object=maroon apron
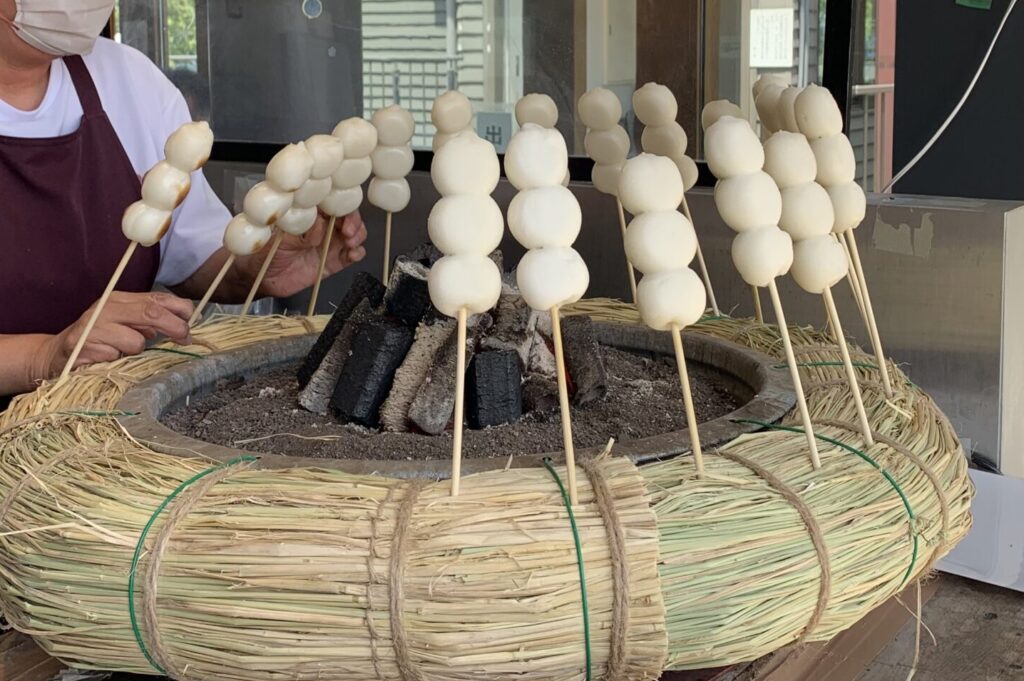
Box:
[0,55,160,335]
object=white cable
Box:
[883,0,1017,193]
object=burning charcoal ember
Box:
[383,256,433,328]
[379,320,455,432]
[330,319,414,428]
[527,330,556,377]
[467,350,523,428]
[297,272,385,388]
[408,314,491,435]
[298,300,376,414]
[522,375,559,413]
[561,315,608,406]
[479,294,536,367]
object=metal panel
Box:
[1001,206,1024,478]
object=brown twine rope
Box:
[715,450,831,645]
[366,484,399,681]
[389,480,428,681]
[140,459,253,681]
[816,418,951,573]
[579,458,630,680]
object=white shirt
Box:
[0,38,227,287]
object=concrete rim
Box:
[116,322,796,478]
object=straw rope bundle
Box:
[0,304,972,679]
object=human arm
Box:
[0,292,194,396]
[171,210,368,302]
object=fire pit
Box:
[117,319,794,477]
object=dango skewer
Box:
[58,121,214,383]
[426,131,504,496]
[620,154,707,476]
[506,123,589,504]
[370,105,415,281]
[578,87,636,303]
[764,131,874,445]
[239,142,316,314]
[706,115,821,468]
[306,118,376,315]
[794,84,894,398]
[634,82,720,316]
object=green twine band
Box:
[541,457,592,681]
[733,419,918,588]
[144,347,206,359]
[128,456,256,673]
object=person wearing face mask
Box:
[0,0,368,402]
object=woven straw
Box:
[0,305,972,679]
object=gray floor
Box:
[858,575,1024,681]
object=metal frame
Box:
[207,2,857,188]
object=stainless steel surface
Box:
[851,82,895,96]
[203,161,1024,478]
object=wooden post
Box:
[844,231,894,398]
[550,305,579,505]
[680,194,721,316]
[382,211,393,283]
[766,280,822,469]
[823,287,875,445]
[307,215,338,316]
[189,254,235,327]
[671,324,705,477]
[450,307,468,496]
[241,231,284,316]
[58,241,139,383]
[615,198,638,303]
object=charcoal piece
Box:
[467,351,522,429]
[479,294,536,367]
[379,320,455,432]
[383,257,432,328]
[408,314,490,435]
[297,272,385,388]
[522,375,559,413]
[330,319,414,428]
[298,300,376,414]
[488,248,504,273]
[405,242,443,267]
[561,315,608,406]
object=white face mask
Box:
[1,0,115,56]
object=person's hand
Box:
[37,292,194,377]
[241,211,368,299]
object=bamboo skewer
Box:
[615,198,638,303]
[241,232,284,316]
[382,211,393,283]
[57,241,139,384]
[189,254,235,327]
[766,280,821,469]
[752,286,764,323]
[679,195,721,316]
[450,307,468,497]
[670,324,705,477]
[843,231,894,398]
[823,287,875,445]
[306,215,337,316]
[550,306,578,505]
[838,235,867,323]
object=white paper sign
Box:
[750,9,794,68]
